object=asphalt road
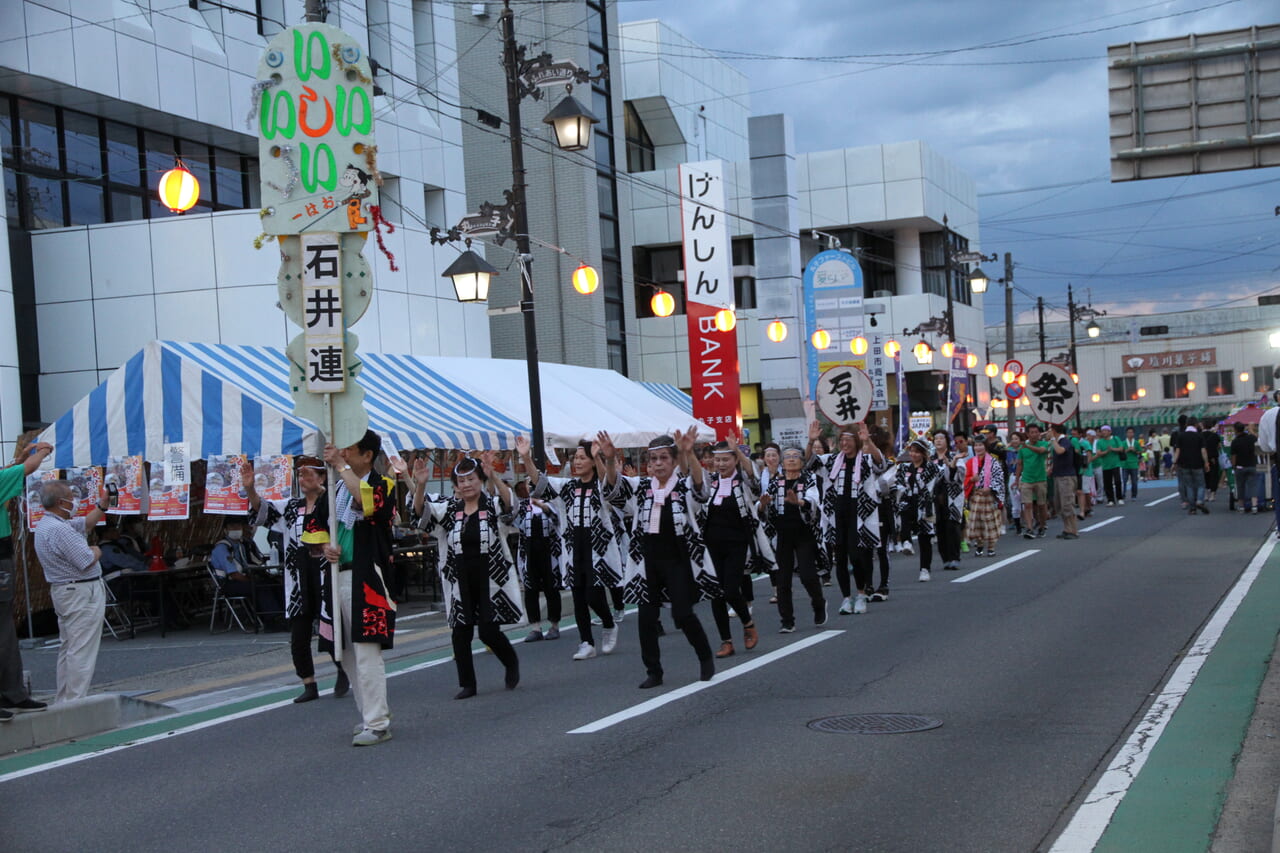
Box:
[3,486,1272,853]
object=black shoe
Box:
[814,599,828,626]
[870,588,888,602]
[638,675,664,689]
[1022,530,1035,540]
[1056,533,1078,540]
[700,657,715,682]
[454,686,477,700]
[505,662,520,690]
[333,668,350,698]
[0,708,11,722]
[2,697,47,713]
[655,622,666,637]
[293,683,320,703]
[1198,504,1210,514]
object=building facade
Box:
[0,0,489,460]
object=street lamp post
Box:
[1067,283,1106,429]
[968,253,1016,439]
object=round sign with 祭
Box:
[816,365,874,425]
[1024,362,1079,424]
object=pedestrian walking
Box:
[1093,425,1124,506]
[1121,427,1142,501]
[702,437,773,659]
[509,481,564,644]
[515,435,624,661]
[964,436,1005,556]
[1017,424,1051,537]
[1048,423,1079,539]
[599,428,717,689]
[759,446,827,626]
[1201,420,1224,502]
[320,431,396,746]
[0,442,53,718]
[245,457,349,704]
[808,421,889,614]
[33,480,108,703]
[1229,422,1263,513]
[1262,396,1280,530]
[896,439,941,582]
[415,452,522,700]
[1173,425,1210,515]
[931,431,965,570]
[1071,426,1094,517]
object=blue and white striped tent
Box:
[640,382,694,414]
[41,340,530,468]
[41,341,708,468]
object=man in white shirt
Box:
[33,480,108,703]
[1257,391,1280,532]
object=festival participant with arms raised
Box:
[759,445,827,628]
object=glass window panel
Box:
[593,129,613,170]
[1252,366,1272,393]
[67,180,104,226]
[144,131,177,187]
[603,258,622,300]
[587,10,603,47]
[105,122,142,187]
[109,190,144,222]
[0,96,13,161]
[596,173,615,217]
[4,167,19,221]
[62,110,101,177]
[589,47,606,76]
[177,146,213,202]
[592,88,610,129]
[599,220,618,257]
[17,100,58,171]
[213,149,245,208]
[607,342,625,375]
[23,174,64,229]
[605,298,623,338]
[246,159,261,208]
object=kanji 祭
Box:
[1030,371,1074,416]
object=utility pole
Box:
[1067,283,1082,428]
[1004,252,1015,438]
[1037,296,1047,362]
[304,0,325,22]
[941,215,957,343]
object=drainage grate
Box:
[807,713,943,734]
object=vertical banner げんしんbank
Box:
[678,160,740,438]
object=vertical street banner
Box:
[946,347,970,425]
[678,160,740,438]
[868,332,888,411]
[895,351,910,452]
[258,22,375,449]
[802,250,865,397]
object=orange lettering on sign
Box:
[298,86,335,138]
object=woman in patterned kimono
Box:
[243,458,348,704]
[896,438,942,582]
[510,481,564,643]
[413,454,522,700]
[932,431,966,572]
[515,435,622,661]
[758,446,827,631]
[807,421,888,615]
[964,436,1006,558]
[702,437,774,658]
[598,428,717,689]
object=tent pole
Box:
[324,395,342,665]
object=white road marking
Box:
[1081,516,1123,532]
[1048,535,1277,852]
[567,630,844,734]
[1145,493,1179,507]
[950,550,1038,584]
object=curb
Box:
[0,694,175,755]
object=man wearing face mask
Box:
[33,479,109,703]
[209,518,283,622]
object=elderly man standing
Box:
[0,442,54,720]
[33,479,108,703]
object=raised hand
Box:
[514,434,531,459]
[595,430,616,460]
[676,424,699,453]
[322,443,342,468]
[412,455,429,480]
[240,459,255,491]
[480,449,498,473]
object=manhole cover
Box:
[807,713,942,734]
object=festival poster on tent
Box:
[64,467,103,521]
[253,455,293,503]
[148,442,190,521]
[105,455,145,515]
[203,454,250,515]
[24,469,59,531]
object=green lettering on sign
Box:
[260,90,297,141]
[293,29,331,82]
[299,143,338,193]
[334,86,373,136]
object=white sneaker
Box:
[729,609,738,619]
[1118,499,1125,506]
[838,596,854,615]
[601,626,619,655]
[918,568,931,582]
[572,642,596,660]
[614,608,625,623]
[902,541,914,556]
[591,616,603,626]
[853,594,868,614]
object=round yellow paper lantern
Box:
[158,162,199,213]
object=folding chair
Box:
[101,575,133,640]
[208,567,262,634]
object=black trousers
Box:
[773,526,824,628]
[571,530,612,646]
[875,503,894,590]
[288,558,342,680]
[451,558,518,689]
[1103,468,1122,503]
[832,514,875,596]
[638,546,712,679]
[707,537,753,642]
[522,537,562,625]
[933,500,962,565]
[918,531,934,571]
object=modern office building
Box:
[0,0,487,460]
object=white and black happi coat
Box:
[533,475,626,589]
[510,498,565,590]
[605,473,719,606]
[252,494,327,620]
[811,451,889,551]
[418,492,525,628]
[759,469,824,551]
[895,461,942,537]
[700,468,776,574]
[932,456,966,523]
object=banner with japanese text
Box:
[946,348,970,425]
[678,160,740,438]
[204,454,251,515]
[105,455,145,515]
[803,250,865,397]
[148,442,190,521]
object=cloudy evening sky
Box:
[618,0,1279,326]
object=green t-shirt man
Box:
[1018,440,1051,484]
[1121,434,1142,470]
[1095,432,1123,470]
[1074,436,1093,476]
[0,463,24,541]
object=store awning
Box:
[41,341,709,467]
